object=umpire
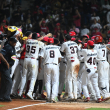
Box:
[0,37,17,102]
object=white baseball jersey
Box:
[60,41,79,60]
[40,45,62,65]
[94,44,107,61]
[25,39,40,59]
[79,49,97,69]
[15,40,21,58]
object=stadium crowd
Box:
[0,0,110,103]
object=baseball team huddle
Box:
[1,26,110,103]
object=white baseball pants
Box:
[19,58,38,95]
[44,64,59,100]
[82,68,101,99]
[66,58,80,99]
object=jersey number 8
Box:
[50,50,55,58]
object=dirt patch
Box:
[0,99,110,110]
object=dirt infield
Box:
[0,99,110,110]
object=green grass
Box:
[0,105,4,107]
[86,108,110,110]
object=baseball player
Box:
[39,38,62,102]
[80,40,102,102]
[18,33,46,99]
[10,30,21,78]
[94,35,110,100]
[60,34,80,101]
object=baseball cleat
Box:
[27,92,34,100]
[65,97,74,102]
[84,97,90,102]
[96,98,102,103]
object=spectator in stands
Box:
[39,18,49,34]
[90,19,102,34]
[102,0,110,13]
[1,0,11,22]
[13,6,22,26]
[0,20,8,32]
[83,0,91,25]
[73,9,81,29]
[107,10,110,24]
[91,28,102,36]
[52,11,59,23]
[54,23,60,35]
[91,12,100,23]
[70,24,80,37]
[81,24,90,37]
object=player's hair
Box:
[89,45,94,49]
[54,38,59,45]
[65,34,71,41]
[25,31,32,37]
[32,32,37,39]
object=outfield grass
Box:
[0,105,4,107]
[86,108,110,110]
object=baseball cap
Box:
[91,36,96,42]
[48,38,54,44]
[83,34,89,39]
[69,31,76,37]
[43,37,49,42]
[83,43,87,49]
[56,23,60,26]
[87,40,94,46]
[37,33,40,37]
[71,37,76,41]
[9,37,17,43]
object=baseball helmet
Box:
[95,35,103,43]
[91,36,96,42]
[69,31,76,37]
[87,40,94,46]
[83,34,89,39]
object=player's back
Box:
[43,45,61,65]
[25,39,39,59]
[82,49,97,69]
[61,41,78,60]
[94,44,107,61]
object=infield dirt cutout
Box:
[0,99,110,110]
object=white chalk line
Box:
[7,102,47,110]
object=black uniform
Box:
[0,43,16,100]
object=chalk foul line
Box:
[7,102,47,110]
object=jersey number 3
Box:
[26,45,36,53]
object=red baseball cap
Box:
[91,36,96,42]
[37,33,40,37]
[83,43,87,49]
[71,37,76,41]
[69,31,76,37]
[43,37,49,42]
[48,38,54,43]
[87,40,94,46]
[56,23,60,26]
[83,34,89,39]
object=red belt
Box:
[71,60,74,62]
[25,57,35,59]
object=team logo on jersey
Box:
[11,55,16,61]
